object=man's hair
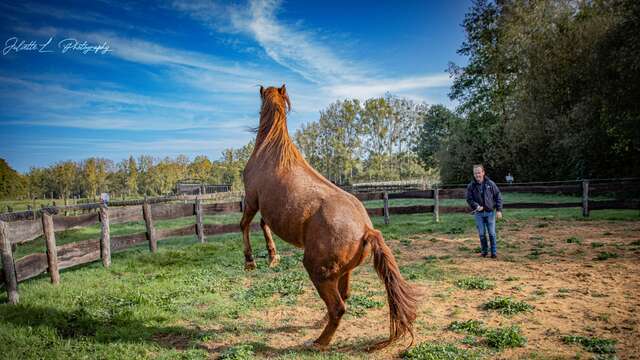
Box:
[473,164,484,171]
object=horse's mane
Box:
[254,87,307,171]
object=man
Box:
[465,165,503,258]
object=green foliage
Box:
[484,325,526,349]
[402,342,483,360]
[562,335,617,354]
[0,158,26,200]
[454,276,494,290]
[294,96,430,184]
[595,252,619,261]
[482,297,533,315]
[566,236,582,244]
[442,0,640,182]
[400,261,447,281]
[448,319,486,336]
[219,344,255,360]
[346,294,384,317]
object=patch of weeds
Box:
[566,236,582,244]
[219,344,255,360]
[400,239,413,246]
[448,319,485,336]
[505,276,520,282]
[455,276,494,290]
[629,240,640,246]
[446,227,464,235]
[346,294,384,317]
[424,255,438,262]
[485,325,526,349]
[594,252,619,261]
[591,242,604,248]
[235,270,305,306]
[532,289,546,297]
[556,288,571,298]
[402,342,482,360]
[529,235,544,241]
[536,223,548,228]
[429,237,439,243]
[562,335,616,354]
[482,296,533,315]
[460,335,479,346]
[526,248,541,260]
[401,262,447,281]
[457,245,471,252]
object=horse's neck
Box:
[252,109,304,170]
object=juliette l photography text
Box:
[2,37,112,55]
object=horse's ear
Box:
[279,84,286,96]
[259,85,264,97]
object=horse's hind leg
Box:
[309,277,345,349]
[338,271,351,301]
[260,218,279,267]
[240,205,258,270]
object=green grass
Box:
[484,325,526,349]
[562,335,617,354]
[482,297,534,315]
[1,195,638,359]
[346,294,384,318]
[566,236,582,244]
[594,252,619,261]
[402,342,483,360]
[448,319,486,336]
[454,276,494,290]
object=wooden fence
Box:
[1,179,638,304]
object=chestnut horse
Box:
[240,85,417,349]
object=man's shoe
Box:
[491,254,497,259]
[480,253,487,258]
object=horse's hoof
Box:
[268,254,280,268]
[303,339,329,351]
[244,261,257,271]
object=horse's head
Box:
[259,84,291,115]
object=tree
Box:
[127,156,138,196]
[416,105,460,169]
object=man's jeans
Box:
[474,210,497,255]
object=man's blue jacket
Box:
[465,176,503,212]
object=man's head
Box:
[473,164,485,182]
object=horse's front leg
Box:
[260,218,279,267]
[240,206,258,270]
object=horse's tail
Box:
[365,228,417,349]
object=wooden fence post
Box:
[0,220,19,304]
[582,180,589,217]
[42,212,60,285]
[195,196,206,243]
[142,200,157,253]
[434,186,440,223]
[383,191,390,225]
[99,204,111,267]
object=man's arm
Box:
[493,182,503,219]
[466,183,480,210]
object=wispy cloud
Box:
[172,0,452,103]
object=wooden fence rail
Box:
[1,180,638,304]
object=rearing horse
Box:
[240,85,417,349]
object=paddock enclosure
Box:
[0,179,638,359]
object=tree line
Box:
[0,142,253,200]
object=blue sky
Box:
[0,0,470,172]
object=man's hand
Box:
[476,206,484,212]
[496,211,503,220]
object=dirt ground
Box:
[202,219,640,359]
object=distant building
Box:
[176,180,231,195]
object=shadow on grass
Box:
[0,303,211,349]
